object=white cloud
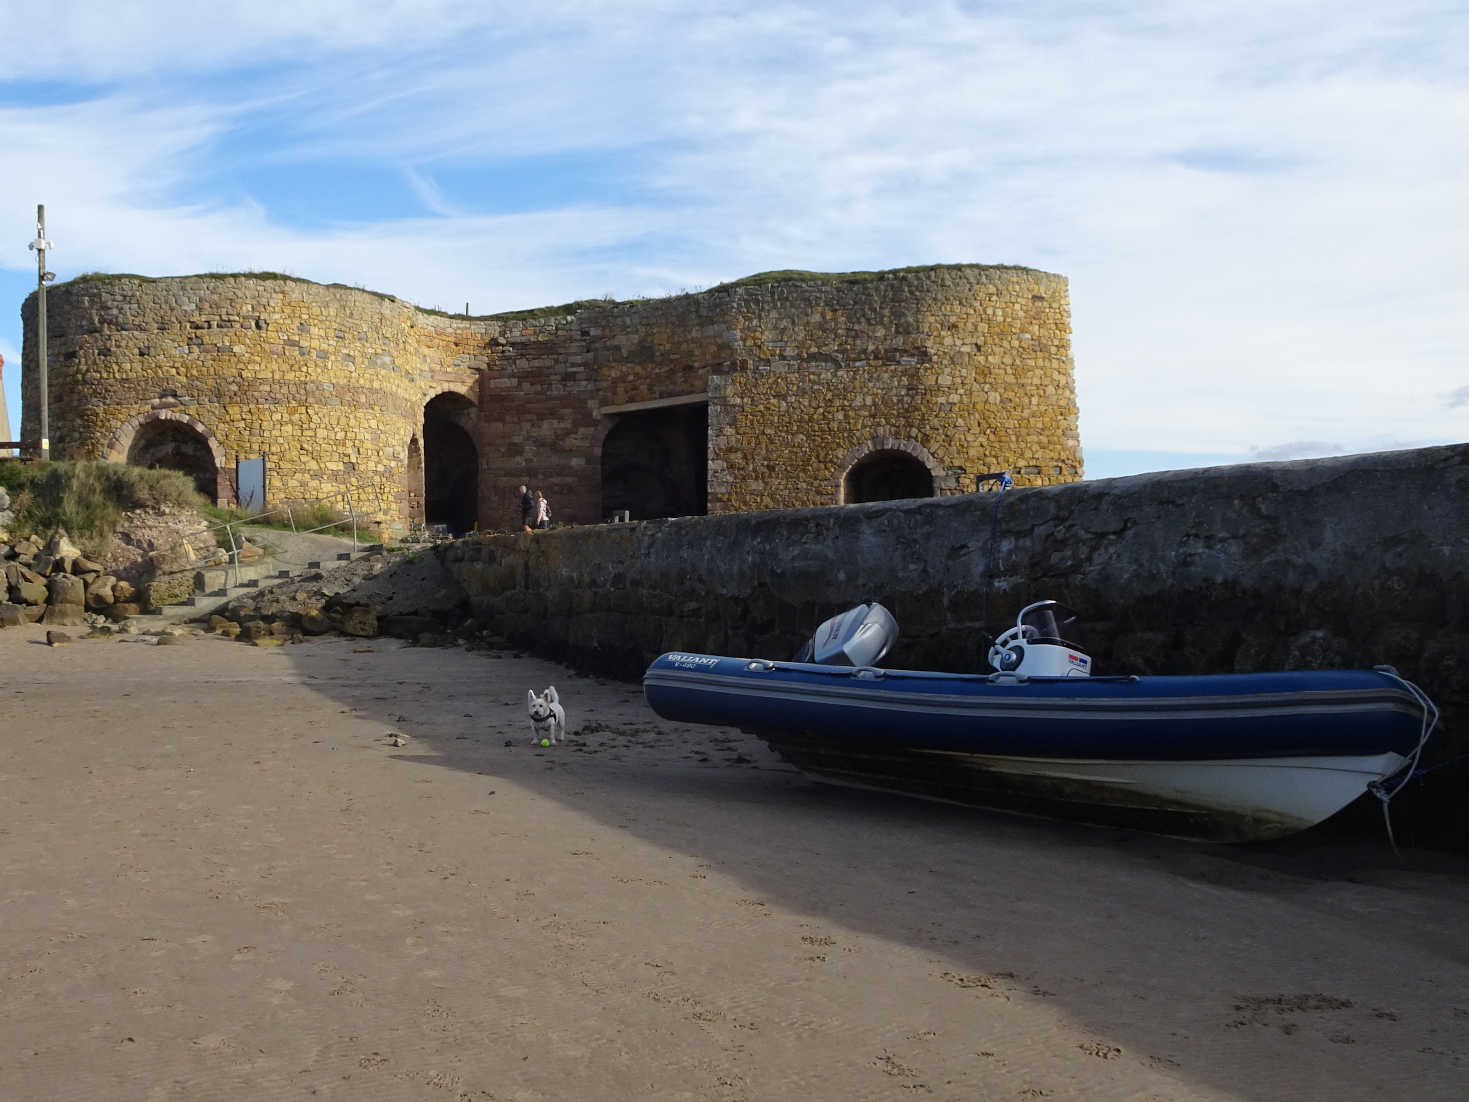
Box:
[0,0,1465,466]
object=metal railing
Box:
[156,481,386,590]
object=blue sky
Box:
[1,0,1465,478]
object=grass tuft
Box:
[0,460,205,555]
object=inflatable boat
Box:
[643,602,1439,842]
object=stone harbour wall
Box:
[428,444,1467,828]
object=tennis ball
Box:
[540,738,551,747]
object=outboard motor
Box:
[795,602,899,666]
[987,600,1091,677]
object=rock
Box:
[46,529,82,562]
[155,633,180,646]
[47,573,86,608]
[0,602,25,628]
[85,575,118,609]
[237,540,265,562]
[45,630,72,646]
[10,578,48,606]
[112,579,136,603]
[269,620,290,637]
[299,608,332,635]
[42,603,87,626]
[71,556,105,575]
[338,605,378,638]
[239,620,268,641]
[143,572,196,608]
[217,621,241,639]
[207,614,232,633]
[20,604,45,624]
[107,602,142,622]
[30,550,55,576]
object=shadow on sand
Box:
[276,634,1469,1101]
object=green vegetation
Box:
[707,262,1038,292]
[0,460,205,555]
[45,263,1040,325]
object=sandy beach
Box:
[1,623,1465,1101]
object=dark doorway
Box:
[126,419,217,500]
[843,450,934,503]
[423,394,478,534]
[601,404,707,520]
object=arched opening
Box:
[423,393,478,535]
[842,450,935,504]
[125,418,218,500]
[601,404,707,521]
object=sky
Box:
[0,0,1465,478]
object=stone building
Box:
[19,264,1083,537]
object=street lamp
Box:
[26,204,52,460]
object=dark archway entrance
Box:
[601,404,707,521]
[423,393,478,535]
[126,419,218,499]
[843,450,935,503]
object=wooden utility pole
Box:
[27,204,54,461]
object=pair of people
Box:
[518,484,551,531]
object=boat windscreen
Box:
[1020,604,1085,649]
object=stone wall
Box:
[22,265,1082,535]
[433,445,1467,781]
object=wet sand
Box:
[1,623,1466,1100]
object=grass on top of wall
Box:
[0,460,206,555]
[706,262,1042,292]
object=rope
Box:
[1365,665,1441,856]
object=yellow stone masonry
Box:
[21,265,1082,534]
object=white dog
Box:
[527,686,566,745]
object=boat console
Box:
[988,601,1092,677]
[795,602,899,666]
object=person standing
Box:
[519,484,535,532]
[534,490,550,530]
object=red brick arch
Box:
[832,436,946,504]
[104,410,228,505]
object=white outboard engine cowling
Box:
[987,600,1092,677]
[796,602,899,666]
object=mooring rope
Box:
[1366,665,1441,856]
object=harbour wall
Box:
[432,443,1468,810]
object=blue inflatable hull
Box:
[643,653,1430,841]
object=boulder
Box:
[72,556,105,575]
[338,605,379,638]
[107,602,142,622]
[143,572,197,609]
[217,621,241,639]
[30,550,55,576]
[20,603,45,624]
[45,630,72,646]
[239,620,269,641]
[0,603,25,628]
[45,529,82,574]
[47,573,86,608]
[299,607,332,635]
[85,576,118,609]
[207,614,232,633]
[42,603,87,626]
[112,579,136,603]
[10,578,48,606]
